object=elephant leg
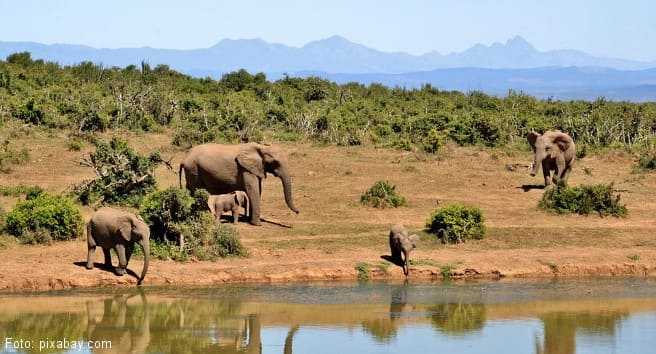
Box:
[115,244,127,276]
[561,165,572,185]
[553,156,567,185]
[102,248,112,267]
[125,243,135,264]
[86,245,96,270]
[542,161,552,186]
[244,174,262,226]
[232,207,239,224]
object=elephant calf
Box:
[527,131,576,186]
[208,191,250,224]
[86,207,150,285]
[389,224,420,276]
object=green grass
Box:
[355,262,370,281]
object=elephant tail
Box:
[178,163,184,189]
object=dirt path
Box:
[1,131,655,292]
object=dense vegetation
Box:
[4,191,83,244]
[426,204,486,243]
[539,183,627,217]
[1,52,655,154]
[140,187,246,260]
[360,180,407,208]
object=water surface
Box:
[1,278,656,353]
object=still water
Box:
[1,278,656,354]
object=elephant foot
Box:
[115,267,126,276]
[85,263,93,270]
[249,219,262,226]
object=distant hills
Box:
[1,36,656,101]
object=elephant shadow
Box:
[380,255,404,268]
[519,184,546,192]
[73,261,140,281]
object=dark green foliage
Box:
[0,185,43,197]
[539,183,627,217]
[2,51,656,153]
[4,192,83,243]
[139,188,245,261]
[73,137,162,206]
[426,203,486,243]
[360,181,407,208]
[636,150,656,171]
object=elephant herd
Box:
[85,131,576,284]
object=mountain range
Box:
[1,36,656,101]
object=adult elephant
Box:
[179,143,299,225]
[527,131,576,186]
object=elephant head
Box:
[236,144,299,214]
[119,214,150,285]
[527,131,574,177]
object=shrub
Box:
[140,191,246,261]
[539,183,627,217]
[636,151,656,171]
[426,203,486,243]
[360,181,407,208]
[0,185,43,197]
[73,137,163,206]
[12,99,47,125]
[4,192,83,243]
[139,187,208,242]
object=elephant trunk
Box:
[138,238,149,285]
[278,168,299,214]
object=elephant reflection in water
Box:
[361,284,416,343]
[85,292,150,354]
[535,311,627,354]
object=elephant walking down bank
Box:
[86,207,150,285]
[527,131,576,186]
[179,143,299,226]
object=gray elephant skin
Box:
[179,143,299,226]
[389,224,419,276]
[86,207,150,285]
[208,191,250,223]
[527,131,576,186]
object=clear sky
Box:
[1,0,655,61]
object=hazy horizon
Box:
[1,0,655,61]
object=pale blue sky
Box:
[1,0,655,61]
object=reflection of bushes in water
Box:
[428,303,486,336]
[537,311,626,354]
[0,313,86,354]
[361,319,398,343]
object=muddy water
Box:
[1,279,656,354]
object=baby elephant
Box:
[389,224,420,276]
[86,207,150,285]
[208,191,250,224]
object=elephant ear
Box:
[551,134,572,152]
[527,132,540,149]
[118,216,133,241]
[236,146,265,179]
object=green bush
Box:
[426,203,486,243]
[360,181,407,208]
[0,185,43,197]
[539,183,627,217]
[73,137,162,206]
[636,151,656,171]
[4,192,83,243]
[140,192,246,261]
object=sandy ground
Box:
[1,128,656,292]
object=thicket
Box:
[73,137,163,206]
[360,180,407,208]
[139,187,247,261]
[539,183,627,217]
[1,52,655,153]
[426,203,486,243]
[3,191,83,244]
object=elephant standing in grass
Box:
[527,131,576,186]
[389,224,420,277]
[208,191,250,224]
[179,143,299,226]
[86,207,150,285]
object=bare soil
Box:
[1,129,656,292]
